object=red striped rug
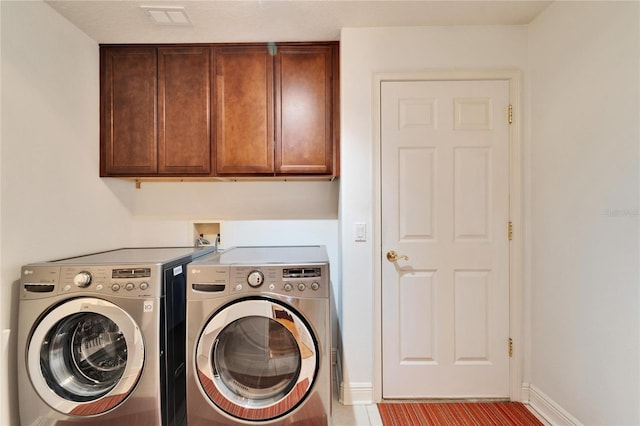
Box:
[377,402,544,426]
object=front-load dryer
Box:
[17,246,213,425]
[186,246,331,425]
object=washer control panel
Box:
[188,263,329,299]
[21,265,161,299]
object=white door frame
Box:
[372,69,523,402]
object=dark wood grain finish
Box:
[101,47,157,176]
[214,46,274,175]
[100,42,339,179]
[158,47,212,175]
[275,45,334,175]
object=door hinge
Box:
[508,221,513,241]
[508,105,513,124]
[509,337,513,357]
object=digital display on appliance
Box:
[112,268,151,279]
[282,268,321,278]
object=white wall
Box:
[528,2,639,425]
[0,2,137,423]
[121,180,339,220]
[339,25,529,403]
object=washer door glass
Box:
[28,298,145,416]
[196,298,318,421]
[41,312,127,401]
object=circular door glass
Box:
[28,298,145,416]
[215,316,301,400]
[196,298,318,421]
[40,312,128,401]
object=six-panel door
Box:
[381,79,511,398]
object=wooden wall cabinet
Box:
[214,46,275,175]
[100,42,339,179]
[276,44,335,175]
[157,47,212,175]
[100,47,157,176]
[215,43,338,176]
[101,46,212,176]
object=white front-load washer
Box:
[17,247,213,425]
[186,246,331,425]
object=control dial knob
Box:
[247,270,265,288]
[73,271,92,288]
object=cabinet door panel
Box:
[215,46,274,174]
[158,47,212,175]
[276,46,333,174]
[101,47,157,175]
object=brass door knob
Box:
[386,250,409,262]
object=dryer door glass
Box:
[215,315,301,400]
[196,298,318,421]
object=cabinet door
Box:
[101,47,157,176]
[158,47,212,175]
[275,45,334,175]
[215,46,274,174]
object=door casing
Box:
[372,69,523,402]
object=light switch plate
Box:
[355,223,366,242]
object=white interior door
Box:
[381,79,511,398]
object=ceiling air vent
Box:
[140,5,193,27]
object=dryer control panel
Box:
[188,263,329,300]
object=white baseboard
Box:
[339,382,374,405]
[333,347,374,405]
[523,383,583,426]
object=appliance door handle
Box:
[212,338,220,379]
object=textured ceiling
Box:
[45,0,552,44]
